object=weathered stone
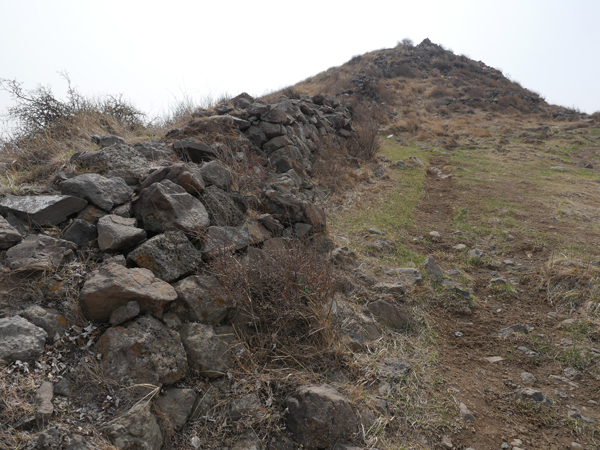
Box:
[73,144,148,181]
[79,263,177,323]
[262,192,326,231]
[92,134,126,148]
[467,248,484,260]
[397,268,423,286]
[378,357,412,381]
[368,300,410,330]
[202,226,249,256]
[259,121,286,138]
[518,388,551,404]
[105,402,163,450]
[109,301,141,326]
[246,219,273,245]
[200,185,245,226]
[564,367,582,381]
[245,126,268,146]
[132,140,172,161]
[179,323,235,379]
[36,381,54,426]
[233,434,264,450]
[498,323,529,337]
[459,402,475,422]
[173,140,217,163]
[97,215,146,251]
[199,160,233,190]
[140,163,205,194]
[5,235,77,272]
[331,247,359,268]
[373,282,406,296]
[263,135,294,154]
[261,107,288,124]
[0,215,22,249]
[128,231,202,282]
[0,316,47,362]
[0,195,87,226]
[60,173,133,211]
[20,305,67,342]
[134,179,210,236]
[155,388,197,431]
[53,378,72,397]
[97,315,188,385]
[285,385,358,449]
[113,201,132,218]
[62,218,98,246]
[76,205,107,224]
[423,255,444,282]
[520,372,537,385]
[173,275,232,324]
[441,279,471,299]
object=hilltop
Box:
[1,39,600,450]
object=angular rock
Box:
[202,226,249,256]
[97,215,146,251]
[285,385,358,449]
[246,219,273,245]
[232,434,264,450]
[518,388,551,404]
[263,135,294,154]
[262,192,326,231]
[5,235,77,272]
[0,215,22,249]
[53,378,72,397]
[498,323,529,337]
[173,140,217,163]
[73,144,148,182]
[79,263,177,322]
[331,247,359,268]
[373,282,406,296]
[377,357,412,381]
[564,367,582,381]
[441,279,471,299]
[423,255,444,282]
[520,372,537,385]
[140,163,205,195]
[198,160,233,190]
[36,381,54,426]
[459,402,475,422]
[155,388,197,431]
[109,301,141,326]
[60,173,133,211]
[467,248,484,260]
[76,204,107,224]
[133,140,172,161]
[179,323,235,379]
[97,315,188,385]
[0,194,87,226]
[91,134,126,148]
[368,300,410,330]
[128,231,202,282]
[20,305,68,342]
[0,316,47,362]
[173,275,232,324]
[105,402,163,450]
[62,218,98,246]
[200,185,245,226]
[397,268,423,286]
[134,179,210,236]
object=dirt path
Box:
[412,156,600,449]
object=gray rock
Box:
[73,144,148,182]
[173,275,232,324]
[128,231,202,282]
[564,367,582,381]
[0,316,47,362]
[62,218,98,246]
[173,140,217,163]
[53,378,72,397]
[0,215,22,249]
[440,435,452,449]
[105,402,163,450]
[79,263,177,323]
[285,385,358,449]
[397,268,423,286]
[112,201,132,218]
[60,173,133,211]
[263,135,294,154]
[140,163,205,195]
[155,388,197,431]
[132,140,172,161]
[517,346,540,360]
[202,226,249,256]
[134,179,210,236]
[498,324,529,337]
[246,219,273,244]
[377,357,412,381]
[567,409,595,423]
[520,372,537,385]
[20,305,67,342]
[36,381,54,426]
[366,227,385,236]
[368,300,410,330]
[467,248,484,259]
[373,282,406,296]
[441,279,471,299]
[91,134,126,148]
[518,388,551,404]
[229,393,261,420]
[262,191,326,231]
[232,433,264,450]
[199,160,233,190]
[5,235,77,272]
[459,402,475,422]
[76,204,107,224]
[109,301,141,326]
[331,247,359,268]
[200,185,245,227]
[423,255,444,282]
[0,194,87,226]
[97,315,188,385]
[97,215,146,251]
[179,323,236,379]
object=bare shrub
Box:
[348,102,382,159]
[208,239,341,370]
[312,138,356,195]
[348,54,363,65]
[398,38,414,48]
[374,81,396,105]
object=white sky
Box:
[1,0,599,131]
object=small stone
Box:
[453,244,466,250]
[366,227,386,236]
[440,435,452,448]
[503,259,514,265]
[510,439,523,447]
[519,388,551,404]
[520,372,537,385]
[467,249,484,259]
[455,331,464,337]
[429,231,441,238]
[228,393,261,420]
[155,388,197,431]
[423,255,444,282]
[459,402,475,422]
[36,381,54,427]
[109,301,141,326]
[564,367,581,381]
[53,378,72,397]
[501,443,509,450]
[571,442,584,449]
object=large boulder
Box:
[5,235,77,272]
[202,226,249,256]
[198,160,233,190]
[97,215,146,252]
[20,305,68,343]
[60,173,133,211]
[0,195,87,226]
[79,263,177,322]
[154,388,197,431]
[173,140,217,163]
[105,402,163,450]
[262,192,326,231]
[73,144,148,183]
[179,323,236,379]
[0,316,47,362]
[134,179,210,236]
[367,300,410,330]
[127,231,202,282]
[173,275,232,324]
[200,185,244,226]
[62,218,98,246]
[139,163,205,194]
[285,385,358,449]
[0,215,22,249]
[97,315,188,386]
[132,140,172,161]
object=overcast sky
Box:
[1,0,598,133]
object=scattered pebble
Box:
[520,372,537,385]
[455,331,464,338]
[429,231,441,238]
[453,244,466,250]
[440,435,453,448]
